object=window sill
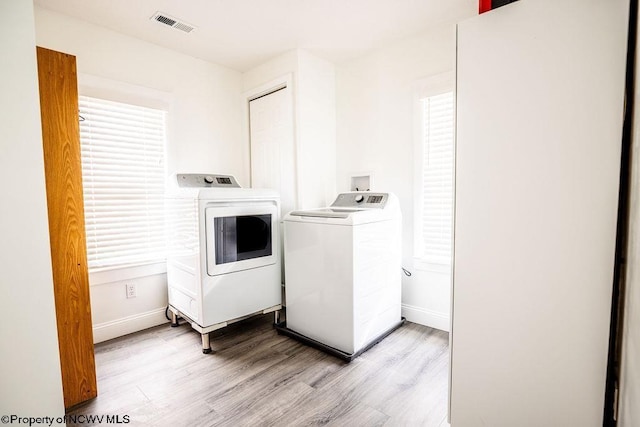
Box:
[89,261,167,286]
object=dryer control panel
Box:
[330,192,388,209]
[176,174,241,188]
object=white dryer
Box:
[281,192,402,359]
[166,173,281,353]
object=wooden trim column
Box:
[36,46,97,409]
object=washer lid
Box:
[288,208,363,219]
[283,192,400,225]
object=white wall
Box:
[450,0,628,425]
[34,7,244,342]
[34,7,243,180]
[619,3,640,424]
[0,0,65,420]
[296,50,337,209]
[335,23,458,330]
[242,49,337,210]
[242,50,298,94]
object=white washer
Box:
[283,192,402,357]
[166,173,281,353]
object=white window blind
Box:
[418,91,455,265]
[79,96,167,270]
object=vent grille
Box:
[155,15,176,26]
[173,22,195,33]
[150,12,196,33]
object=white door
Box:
[451,0,628,425]
[249,87,296,216]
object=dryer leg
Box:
[201,333,212,354]
[170,310,179,327]
[274,310,281,325]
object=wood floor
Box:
[69,314,450,426]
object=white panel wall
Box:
[335,23,461,330]
[451,0,628,425]
[34,7,243,342]
[0,0,65,420]
[619,4,640,425]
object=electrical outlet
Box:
[126,283,137,299]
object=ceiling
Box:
[33,0,477,72]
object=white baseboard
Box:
[93,307,169,344]
[402,304,450,332]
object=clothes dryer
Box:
[166,173,281,353]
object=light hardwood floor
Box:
[69,314,450,426]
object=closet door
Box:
[37,46,97,408]
[249,87,296,216]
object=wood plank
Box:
[36,46,97,408]
[69,315,449,426]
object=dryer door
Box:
[204,203,278,276]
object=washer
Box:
[166,173,281,353]
[281,192,402,359]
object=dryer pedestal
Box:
[169,304,281,354]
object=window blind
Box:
[419,91,455,264]
[79,96,167,270]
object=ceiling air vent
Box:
[150,12,196,34]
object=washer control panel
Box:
[330,192,388,209]
[176,174,240,188]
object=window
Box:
[416,90,455,266]
[79,96,167,270]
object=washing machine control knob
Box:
[204,176,214,184]
[355,195,364,203]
